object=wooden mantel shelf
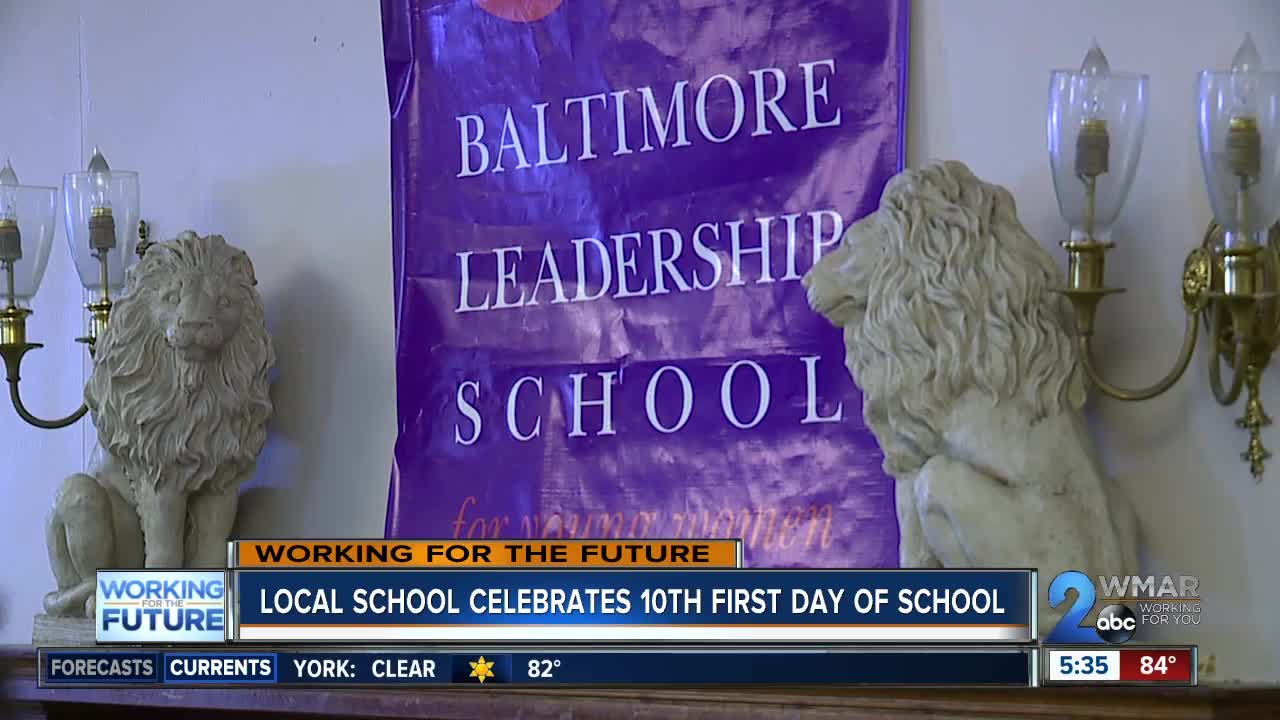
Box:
[6,646,1280,719]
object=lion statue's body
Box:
[42,231,274,619]
[804,161,1138,637]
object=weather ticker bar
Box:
[39,646,1034,688]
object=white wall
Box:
[0,0,1276,684]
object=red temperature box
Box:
[1118,648,1194,683]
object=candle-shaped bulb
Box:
[1079,38,1110,123]
[87,146,111,214]
[0,159,19,224]
[1230,34,1263,120]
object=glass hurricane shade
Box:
[1198,34,1280,245]
[0,162,57,305]
[1048,42,1149,242]
[63,149,138,291]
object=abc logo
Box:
[1095,604,1137,644]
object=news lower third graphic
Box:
[57,550,1204,688]
[1046,570,1202,644]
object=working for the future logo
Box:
[96,570,227,643]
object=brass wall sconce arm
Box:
[1068,285,1203,404]
[1060,241,1207,403]
[1,340,90,429]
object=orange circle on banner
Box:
[476,0,563,22]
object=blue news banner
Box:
[231,569,1034,643]
[39,647,1035,687]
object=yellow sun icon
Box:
[469,656,496,683]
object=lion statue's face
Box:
[152,267,250,362]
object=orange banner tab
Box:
[230,539,742,568]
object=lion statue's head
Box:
[804,160,1085,477]
[87,231,275,495]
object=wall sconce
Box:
[0,148,140,429]
[1051,35,1280,480]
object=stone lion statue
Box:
[42,231,274,618]
[803,161,1139,637]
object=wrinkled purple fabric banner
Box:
[382,0,907,567]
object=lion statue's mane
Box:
[86,232,274,496]
[805,160,1087,478]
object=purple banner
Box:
[382,0,907,567]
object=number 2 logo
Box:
[1047,570,1101,643]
